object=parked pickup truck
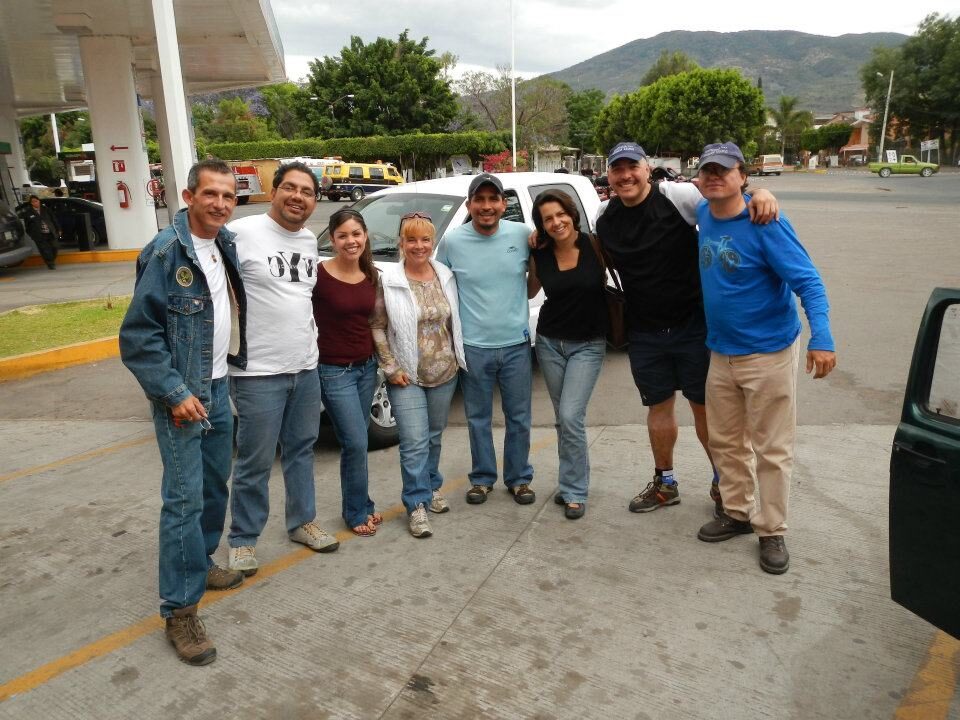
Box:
[868,155,939,178]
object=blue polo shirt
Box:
[435,219,530,348]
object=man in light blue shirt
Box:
[435,173,536,505]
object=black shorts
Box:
[627,313,709,406]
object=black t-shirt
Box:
[532,232,607,342]
[596,184,703,332]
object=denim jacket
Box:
[119,208,247,408]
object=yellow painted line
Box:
[0,335,119,383]
[0,276,14,282]
[0,434,154,485]
[22,250,139,267]
[895,631,960,719]
[0,436,557,701]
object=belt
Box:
[322,356,373,368]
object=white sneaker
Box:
[408,504,433,538]
[429,490,450,514]
[229,545,258,576]
[289,521,340,553]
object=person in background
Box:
[692,142,836,575]
[370,212,466,538]
[23,194,61,269]
[527,190,607,520]
[313,208,381,536]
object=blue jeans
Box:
[388,375,459,513]
[154,377,232,618]
[535,335,606,503]
[460,342,533,488]
[319,358,378,528]
[229,369,322,546]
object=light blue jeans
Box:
[388,374,459,513]
[319,357,378,528]
[535,335,606,504]
[229,369,322,546]
[154,377,232,617]
[460,342,534,489]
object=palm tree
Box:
[769,96,813,160]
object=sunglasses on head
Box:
[401,211,432,221]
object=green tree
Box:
[613,69,765,157]
[768,95,813,160]
[202,98,275,144]
[640,50,700,86]
[861,13,960,162]
[260,82,307,139]
[566,89,605,152]
[301,30,458,138]
[593,95,630,152]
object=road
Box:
[0,172,958,719]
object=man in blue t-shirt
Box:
[435,173,536,505]
[692,142,836,575]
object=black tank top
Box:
[532,233,607,342]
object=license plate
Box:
[2,231,12,241]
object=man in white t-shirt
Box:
[227,162,338,576]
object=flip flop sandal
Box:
[351,523,376,537]
[368,513,383,526]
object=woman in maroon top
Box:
[312,208,381,536]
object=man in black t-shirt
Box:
[596,142,778,517]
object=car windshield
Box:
[317,192,464,259]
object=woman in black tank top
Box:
[528,190,608,520]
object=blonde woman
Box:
[370,212,466,538]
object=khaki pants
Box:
[706,342,799,536]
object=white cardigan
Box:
[379,259,467,383]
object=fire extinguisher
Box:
[117,181,130,209]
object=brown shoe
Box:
[206,564,244,590]
[165,605,216,665]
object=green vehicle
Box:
[889,288,960,640]
[868,154,939,178]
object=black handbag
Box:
[588,234,627,350]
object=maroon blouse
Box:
[312,263,376,365]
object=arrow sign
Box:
[110,144,129,151]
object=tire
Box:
[920,167,933,177]
[90,228,103,247]
[879,167,892,178]
[237,195,250,205]
[328,192,341,202]
[367,369,399,449]
[350,187,364,202]
[775,172,782,176]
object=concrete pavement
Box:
[1,415,952,720]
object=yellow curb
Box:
[22,249,139,267]
[0,336,119,382]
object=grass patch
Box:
[0,297,131,358]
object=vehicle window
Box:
[928,303,960,420]
[349,166,364,179]
[502,191,524,223]
[317,192,465,259]
[527,183,588,230]
[325,166,340,176]
[369,167,384,180]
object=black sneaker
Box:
[709,482,723,518]
[759,536,790,574]
[508,483,536,505]
[697,512,753,542]
[628,476,680,513]
[466,484,492,504]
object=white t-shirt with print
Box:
[227,213,320,376]
[191,234,230,379]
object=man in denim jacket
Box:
[120,159,248,666]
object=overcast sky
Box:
[273,1,960,83]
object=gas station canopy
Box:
[0,0,286,116]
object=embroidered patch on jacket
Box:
[176,266,194,287]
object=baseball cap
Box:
[467,173,504,199]
[697,143,745,170]
[607,142,647,164]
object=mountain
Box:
[546,30,906,114]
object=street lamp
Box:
[328,93,354,121]
[876,70,894,163]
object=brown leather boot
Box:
[165,605,216,665]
